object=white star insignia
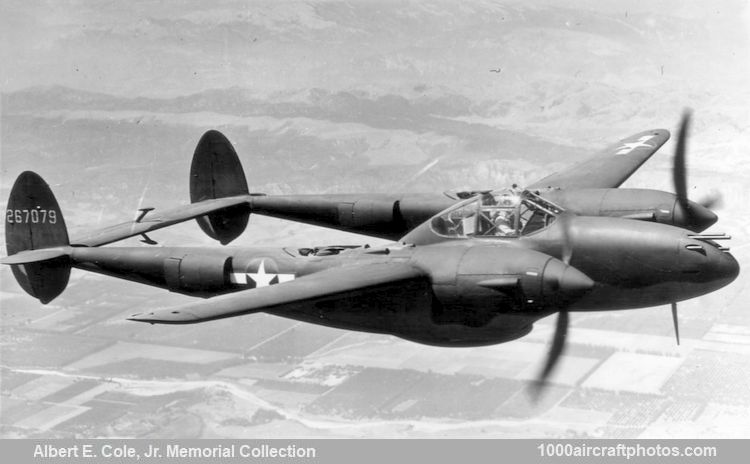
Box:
[615,135,656,155]
[247,260,276,288]
[229,259,295,287]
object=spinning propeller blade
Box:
[558,212,574,266]
[673,110,690,213]
[671,302,680,346]
[531,309,569,396]
[672,110,720,231]
[698,191,723,210]
[531,211,582,397]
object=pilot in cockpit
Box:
[492,209,516,236]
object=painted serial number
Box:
[6,209,58,224]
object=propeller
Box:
[669,110,720,346]
[558,212,574,266]
[671,302,680,345]
[531,212,577,397]
[532,308,569,396]
[672,110,720,231]
[698,191,723,210]
[673,110,690,211]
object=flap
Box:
[128,261,426,324]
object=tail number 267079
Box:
[6,209,58,224]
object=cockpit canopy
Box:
[430,189,564,238]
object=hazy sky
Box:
[2,0,748,98]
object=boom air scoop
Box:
[190,130,250,245]
[5,171,70,303]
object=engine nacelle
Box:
[424,245,592,327]
[540,188,715,231]
[164,254,231,292]
[542,188,673,220]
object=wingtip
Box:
[649,128,671,139]
[126,312,155,323]
[127,308,205,324]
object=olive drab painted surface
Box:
[190,130,251,244]
[4,171,70,304]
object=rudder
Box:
[190,130,250,245]
[5,171,71,303]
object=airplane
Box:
[1,112,739,390]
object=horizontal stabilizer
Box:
[128,261,426,324]
[72,195,250,247]
[1,246,72,265]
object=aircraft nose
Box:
[679,238,740,286]
[716,249,740,283]
[673,200,718,232]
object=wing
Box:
[127,261,427,324]
[527,129,670,190]
[71,195,250,247]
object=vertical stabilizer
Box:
[190,130,250,244]
[5,171,71,303]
